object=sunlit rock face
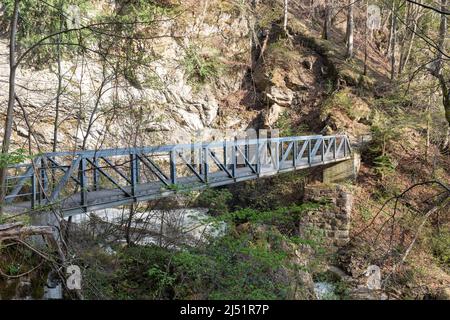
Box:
[0,1,257,153]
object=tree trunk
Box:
[435,0,450,147]
[363,0,369,75]
[0,0,20,215]
[159,211,164,247]
[0,222,53,241]
[437,72,450,149]
[398,1,411,74]
[53,1,64,153]
[439,75,450,128]
[390,3,397,81]
[399,0,422,74]
[387,0,396,56]
[125,205,134,246]
[283,0,288,34]
[323,0,332,40]
[399,23,416,74]
[346,0,354,59]
[425,94,431,162]
[81,65,109,150]
[436,0,447,75]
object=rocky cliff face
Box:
[0,0,260,152]
[1,0,369,154]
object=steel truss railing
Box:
[4,135,351,216]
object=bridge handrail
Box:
[3,134,352,212]
[6,134,350,167]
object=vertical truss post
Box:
[39,158,47,204]
[344,137,348,157]
[256,139,261,175]
[307,140,312,166]
[223,141,227,169]
[41,158,48,192]
[333,137,337,160]
[280,142,283,166]
[203,147,209,182]
[293,140,297,167]
[31,171,36,209]
[135,154,140,184]
[275,141,280,171]
[169,150,177,185]
[263,138,269,168]
[321,137,325,162]
[93,157,99,191]
[232,140,237,178]
[79,157,87,211]
[190,143,195,174]
[245,137,250,168]
[130,154,138,197]
[50,156,56,187]
[198,146,203,174]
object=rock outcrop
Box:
[0,1,257,152]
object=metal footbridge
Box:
[4,135,352,217]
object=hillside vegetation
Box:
[0,0,449,300]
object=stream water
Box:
[66,207,227,247]
[313,282,338,300]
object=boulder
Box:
[349,286,388,300]
[265,86,294,107]
[437,287,450,300]
[263,103,286,128]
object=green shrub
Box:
[230,171,307,210]
[195,188,232,215]
[104,229,293,300]
[96,200,325,300]
[223,203,312,227]
[322,89,361,120]
[0,149,31,168]
[2,0,93,65]
[111,245,174,299]
[275,111,311,137]
[431,231,450,269]
[255,4,283,30]
[373,155,396,179]
[204,232,290,300]
[183,45,224,85]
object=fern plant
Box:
[183,45,224,86]
[373,155,396,180]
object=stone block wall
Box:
[322,152,361,183]
[300,184,353,250]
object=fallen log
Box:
[0,222,53,242]
[0,221,84,299]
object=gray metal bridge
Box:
[4,135,352,217]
